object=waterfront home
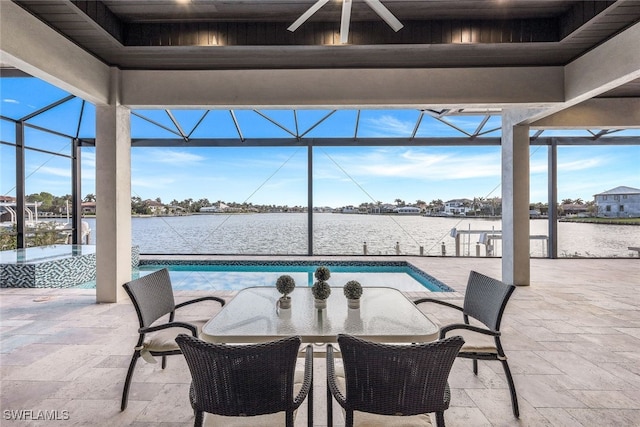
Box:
[393,206,422,215]
[559,203,590,217]
[340,205,360,214]
[81,202,96,215]
[444,199,473,216]
[594,186,640,218]
[200,202,242,214]
[143,199,165,215]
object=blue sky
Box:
[1,77,639,207]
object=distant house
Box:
[444,199,473,216]
[594,186,640,218]
[560,203,589,216]
[81,201,96,215]
[144,199,165,214]
[200,202,241,213]
[341,205,359,214]
[393,206,422,215]
[165,205,185,215]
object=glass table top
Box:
[201,287,438,344]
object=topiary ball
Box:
[343,280,363,299]
[312,280,331,300]
[276,274,296,296]
[314,266,331,281]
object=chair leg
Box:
[326,382,333,427]
[308,379,313,427]
[435,411,446,427]
[194,410,204,427]
[161,355,167,369]
[345,410,354,427]
[473,359,478,375]
[121,352,140,411]
[500,359,520,418]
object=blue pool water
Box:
[76,261,453,292]
[140,261,451,292]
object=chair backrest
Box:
[337,334,464,415]
[123,268,176,328]
[462,270,515,331]
[175,334,302,417]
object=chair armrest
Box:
[414,297,464,312]
[439,323,500,339]
[293,344,314,408]
[140,321,198,337]
[175,296,226,310]
[326,344,346,407]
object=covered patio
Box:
[2,0,640,299]
[1,257,639,426]
[1,1,640,426]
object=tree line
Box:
[22,192,596,216]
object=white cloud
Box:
[3,98,19,104]
[558,158,601,171]
[33,166,71,178]
[363,115,414,136]
[321,148,501,181]
[135,149,207,165]
[81,151,96,169]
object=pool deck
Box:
[1,256,639,426]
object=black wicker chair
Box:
[120,268,225,411]
[415,270,519,418]
[176,334,313,427]
[326,334,464,427]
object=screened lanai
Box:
[2,82,639,257]
[1,0,640,302]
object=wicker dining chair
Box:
[326,334,464,427]
[175,334,314,427]
[120,268,225,411]
[415,270,519,418]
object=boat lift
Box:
[450,227,548,257]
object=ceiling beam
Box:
[517,20,640,125]
[531,98,640,129]
[564,21,640,105]
[0,1,110,105]
[121,67,563,109]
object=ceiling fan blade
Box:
[287,0,332,32]
[340,0,353,44]
[363,0,404,32]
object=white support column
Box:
[502,110,531,286]
[96,71,131,303]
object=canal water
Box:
[81,213,640,258]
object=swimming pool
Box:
[130,260,453,292]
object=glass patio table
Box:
[201,287,439,344]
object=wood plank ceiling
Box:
[10,0,640,96]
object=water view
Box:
[81,213,640,258]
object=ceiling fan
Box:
[287,0,404,44]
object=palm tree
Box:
[83,193,96,202]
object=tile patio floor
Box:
[1,257,639,426]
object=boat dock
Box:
[450,227,549,257]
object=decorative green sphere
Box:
[312,280,331,300]
[315,266,331,281]
[276,274,296,296]
[343,280,363,299]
